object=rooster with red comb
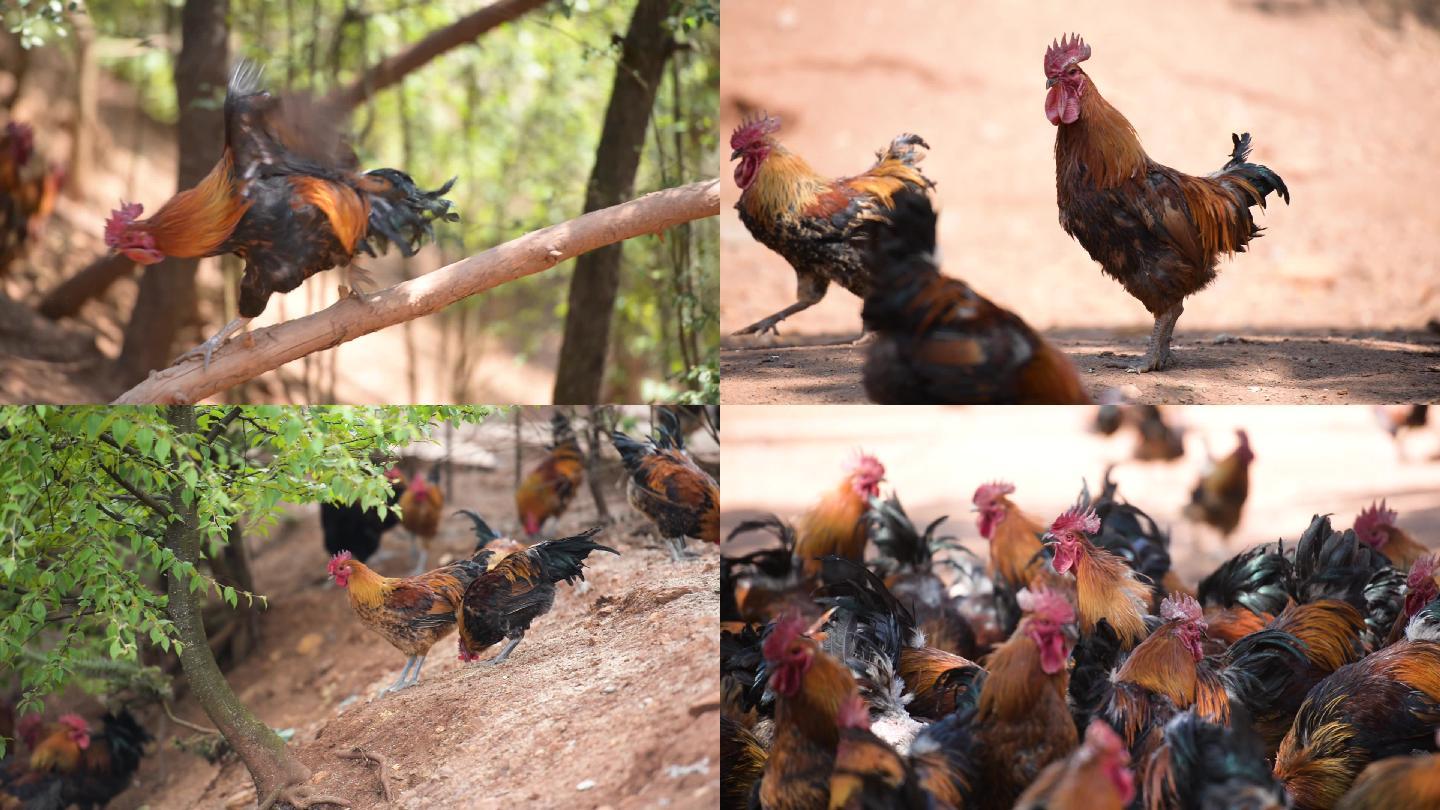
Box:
[729,112,932,338]
[1045,33,1289,372]
[1046,503,1152,648]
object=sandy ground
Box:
[720,405,1440,583]
[100,421,719,809]
[719,0,1440,404]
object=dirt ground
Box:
[719,0,1440,404]
[99,419,719,809]
[720,405,1440,584]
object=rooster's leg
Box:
[667,536,698,562]
[178,317,253,370]
[482,634,524,666]
[409,540,429,576]
[381,656,416,694]
[406,654,429,686]
[731,274,828,337]
[1129,303,1183,373]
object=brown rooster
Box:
[1334,733,1440,810]
[1353,500,1429,570]
[611,423,719,562]
[1045,34,1289,372]
[456,527,616,665]
[858,188,1091,404]
[826,694,928,809]
[729,114,932,337]
[1183,429,1253,539]
[1275,624,1440,810]
[790,453,885,580]
[398,468,444,575]
[0,710,150,810]
[103,61,456,367]
[1014,720,1134,810]
[327,549,485,693]
[1047,504,1152,649]
[515,412,585,538]
[0,122,60,279]
[972,586,1081,808]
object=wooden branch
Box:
[328,0,549,111]
[113,179,719,405]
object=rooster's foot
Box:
[176,317,252,370]
[732,318,783,337]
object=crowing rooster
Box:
[1045,34,1289,372]
[729,113,932,337]
[103,62,457,367]
[515,412,585,538]
[456,527,617,665]
[858,188,1091,404]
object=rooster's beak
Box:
[1045,77,1059,89]
[730,148,743,160]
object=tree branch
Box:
[99,463,173,518]
[327,0,549,111]
[113,179,719,405]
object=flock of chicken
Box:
[730,34,1289,400]
[321,410,719,694]
[720,437,1440,809]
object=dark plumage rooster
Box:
[1046,34,1289,372]
[103,61,458,367]
[611,419,719,561]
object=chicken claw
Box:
[176,317,252,370]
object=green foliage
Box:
[76,0,718,401]
[3,0,78,48]
[0,404,493,756]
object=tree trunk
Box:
[66,9,99,198]
[552,0,675,404]
[161,406,313,802]
[116,0,230,385]
[583,405,612,522]
[37,253,136,320]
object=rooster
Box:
[456,527,617,665]
[0,710,151,810]
[1352,500,1429,570]
[865,493,976,658]
[103,61,457,367]
[1046,505,1152,649]
[826,694,928,808]
[791,453,885,580]
[858,188,1091,404]
[972,481,1070,639]
[515,412,586,538]
[0,122,60,279]
[1139,711,1286,810]
[398,468,444,574]
[1333,732,1440,810]
[327,549,486,693]
[1183,429,1253,540]
[1045,34,1289,372]
[1014,720,1134,810]
[319,467,405,563]
[1274,619,1440,809]
[611,423,720,562]
[729,113,932,337]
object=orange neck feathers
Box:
[979,633,1067,721]
[989,499,1048,587]
[795,480,869,578]
[1073,542,1151,647]
[738,142,830,221]
[775,647,857,749]
[342,560,390,606]
[1055,81,1147,191]
[138,150,251,258]
[1115,625,1197,707]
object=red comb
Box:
[58,713,88,732]
[1017,587,1075,625]
[845,451,885,480]
[1050,505,1100,537]
[762,613,807,662]
[103,202,144,248]
[1355,500,1397,545]
[1160,593,1203,625]
[730,113,781,152]
[972,481,1015,506]
[1409,554,1439,588]
[1044,33,1092,77]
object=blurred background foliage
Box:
[4,0,717,402]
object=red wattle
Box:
[1045,84,1065,126]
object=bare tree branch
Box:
[327,0,549,111]
[113,179,719,405]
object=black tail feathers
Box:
[1222,132,1290,206]
[533,526,619,585]
[455,508,500,549]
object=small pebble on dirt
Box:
[577,779,597,791]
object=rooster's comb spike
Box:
[1044,32,1092,77]
[1355,499,1398,541]
[1408,554,1438,588]
[762,612,809,662]
[972,480,1015,506]
[1050,504,1100,537]
[1160,593,1204,625]
[730,112,781,151]
[103,202,144,248]
[1017,586,1075,625]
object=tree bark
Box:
[114,179,718,404]
[552,0,676,404]
[582,405,612,522]
[66,8,99,198]
[326,0,548,111]
[116,0,230,385]
[161,405,314,803]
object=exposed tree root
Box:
[257,783,350,810]
[338,747,394,802]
